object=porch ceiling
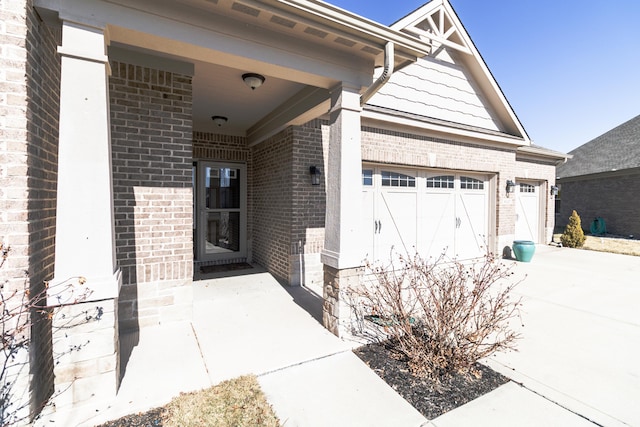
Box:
[36,0,429,141]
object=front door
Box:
[195,161,247,262]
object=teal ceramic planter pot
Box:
[512,240,536,262]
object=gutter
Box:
[360,42,394,107]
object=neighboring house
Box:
[1,0,568,421]
[556,114,640,237]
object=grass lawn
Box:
[98,375,280,427]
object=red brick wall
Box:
[110,61,193,331]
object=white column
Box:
[51,20,120,300]
[47,20,122,418]
[321,84,364,270]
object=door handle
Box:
[374,220,379,234]
[378,220,382,233]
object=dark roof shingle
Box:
[557,114,640,178]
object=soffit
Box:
[107,0,428,69]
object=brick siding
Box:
[25,5,61,414]
[110,61,194,331]
[289,120,326,288]
[558,172,640,237]
[1,0,61,419]
[251,129,294,283]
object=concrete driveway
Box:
[477,245,640,426]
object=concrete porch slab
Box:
[191,269,353,385]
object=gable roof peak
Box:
[390,0,530,143]
[391,0,471,55]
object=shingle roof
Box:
[557,115,640,179]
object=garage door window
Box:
[426,175,454,189]
[519,183,535,193]
[460,176,484,190]
[381,171,415,187]
[362,169,373,186]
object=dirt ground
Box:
[553,233,640,257]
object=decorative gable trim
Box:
[391,0,531,144]
[393,0,471,55]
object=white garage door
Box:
[362,167,489,265]
[515,182,540,242]
[421,174,489,260]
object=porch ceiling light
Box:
[211,116,228,127]
[242,73,265,90]
[506,180,516,194]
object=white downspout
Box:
[360,42,394,107]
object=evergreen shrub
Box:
[561,210,586,248]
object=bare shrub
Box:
[348,251,523,380]
[1,242,91,426]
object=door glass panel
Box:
[206,167,240,209]
[197,163,245,261]
[205,211,240,254]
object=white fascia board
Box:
[268,0,431,57]
[517,145,572,162]
[361,108,526,148]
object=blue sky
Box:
[329,0,640,154]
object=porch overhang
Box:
[35,0,431,141]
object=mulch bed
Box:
[96,407,164,427]
[354,341,510,420]
[98,341,509,426]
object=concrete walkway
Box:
[36,246,640,426]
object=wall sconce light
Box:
[242,73,265,90]
[506,180,516,195]
[550,185,559,197]
[211,116,228,127]
[309,166,321,186]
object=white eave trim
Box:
[517,145,572,161]
[265,0,431,57]
[361,108,527,147]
